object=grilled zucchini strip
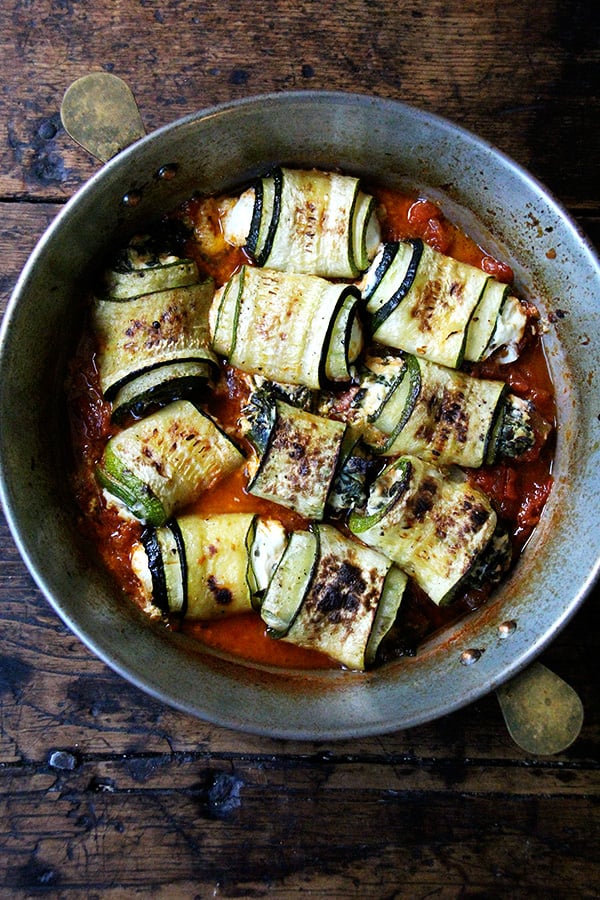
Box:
[349,455,497,605]
[352,351,507,467]
[259,529,319,636]
[209,265,362,389]
[96,400,244,525]
[93,279,218,421]
[247,398,347,520]
[105,258,200,300]
[222,167,381,278]
[261,524,406,670]
[364,565,408,668]
[134,513,287,619]
[364,240,528,367]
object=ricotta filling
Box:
[484,294,528,362]
[249,518,288,594]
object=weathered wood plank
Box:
[0,757,598,895]
[1,0,598,203]
[0,202,59,306]
[4,753,599,799]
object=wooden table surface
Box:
[1,1,599,895]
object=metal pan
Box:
[1,77,598,744]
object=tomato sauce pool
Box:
[69,184,555,670]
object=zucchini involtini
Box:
[209,265,363,388]
[221,167,381,278]
[350,350,547,467]
[363,240,529,368]
[244,394,347,519]
[131,513,287,619]
[259,523,407,670]
[93,257,217,422]
[349,455,509,605]
[96,400,244,526]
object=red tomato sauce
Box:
[68,185,555,668]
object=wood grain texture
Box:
[1,757,599,895]
[1,0,599,895]
[1,0,599,204]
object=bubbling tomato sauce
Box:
[68,183,555,669]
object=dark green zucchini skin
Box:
[110,361,215,424]
[140,517,189,617]
[246,168,283,267]
[259,529,319,637]
[140,526,170,614]
[366,239,424,334]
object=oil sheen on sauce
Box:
[69,184,555,670]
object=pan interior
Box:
[1,92,599,738]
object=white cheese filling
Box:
[131,543,153,598]
[221,188,255,247]
[483,294,528,362]
[365,208,382,261]
[250,518,288,593]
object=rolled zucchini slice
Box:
[209,265,362,389]
[105,258,201,300]
[133,513,287,619]
[221,167,381,278]
[93,279,218,418]
[348,455,498,605]
[261,524,406,671]
[363,240,528,368]
[352,351,507,467]
[247,397,347,520]
[364,564,408,668]
[96,400,244,525]
[259,529,319,636]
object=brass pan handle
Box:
[496,662,584,755]
[60,73,146,163]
